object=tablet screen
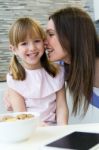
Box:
[46,131,99,150]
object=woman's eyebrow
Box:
[46,29,54,33]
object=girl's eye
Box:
[34,39,41,43]
[21,42,27,45]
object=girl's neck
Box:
[94,58,99,88]
[24,63,42,70]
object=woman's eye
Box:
[48,33,54,37]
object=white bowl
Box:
[0,112,39,142]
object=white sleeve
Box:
[54,65,65,91]
[6,73,23,95]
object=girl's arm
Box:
[56,84,69,125]
[4,88,13,111]
[7,88,26,112]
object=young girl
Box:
[5,17,68,125]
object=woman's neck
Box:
[94,58,99,88]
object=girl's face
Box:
[10,36,44,69]
[46,19,71,64]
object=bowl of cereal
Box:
[0,112,40,142]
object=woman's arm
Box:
[5,88,26,112]
[56,84,69,125]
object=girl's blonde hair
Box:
[9,17,58,80]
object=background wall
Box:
[0,0,94,81]
[93,0,99,20]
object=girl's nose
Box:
[29,43,35,51]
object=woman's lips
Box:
[47,50,54,58]
[46,49,53,53]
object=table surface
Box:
[0,123,99,150]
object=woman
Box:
[46,7,99,123]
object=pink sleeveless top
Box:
[7,66,64,123]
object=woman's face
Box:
[46,19,71,64]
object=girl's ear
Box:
[9,44,17,54]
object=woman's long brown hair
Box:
[49,7,99,115]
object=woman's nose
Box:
[44,40,49,49]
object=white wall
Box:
[0,0,94,81]
[93,0,99,20]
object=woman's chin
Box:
[48,57,55,62]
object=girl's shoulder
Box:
[6,72,13,81]
[52,62,64,71]
[55,63,65,76]
[51,63,65,83]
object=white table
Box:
[0,123,99,150]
